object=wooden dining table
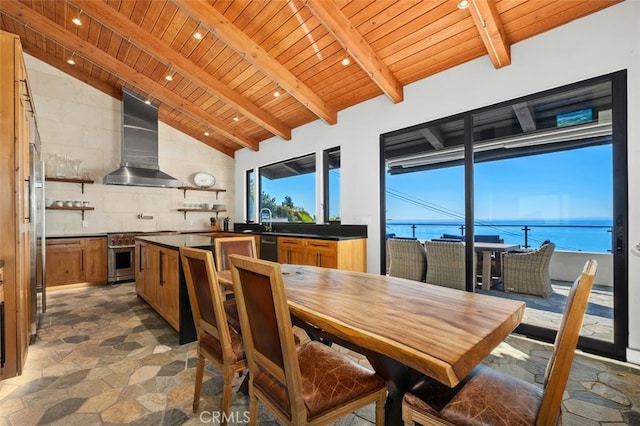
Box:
[219,264,525,422]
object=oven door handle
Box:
[108,245,135,249]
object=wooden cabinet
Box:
[84,238,108,283]
[44,237,107,287]
[278,237,307,265]
[135,241,180,331]
[305,240,338,269]
[278,237,366,272]
[0,30,33,380]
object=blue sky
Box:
[260,144,613,223]
[386,144,613,222]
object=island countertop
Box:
[136,234,216,250]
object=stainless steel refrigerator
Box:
[28,116,46,338]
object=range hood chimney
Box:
[103,87,180,188]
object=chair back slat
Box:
[180,247,235,362]
[536,259,597,425]
[229,254,304,416]
[215,237,257,271]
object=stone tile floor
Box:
[0,282,639,425]
[477,280,614,342]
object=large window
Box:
[259,153,316,223]
[323,147,341,223]
[246,169,254,222]
[381,71,627,361]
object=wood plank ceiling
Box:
[0,0,620,157]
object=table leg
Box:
[482,250,492,291]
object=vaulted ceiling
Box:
[0,0,620,157]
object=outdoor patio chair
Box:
[502,242,556,297]
[402,259,598,426]
[387,238,427,282]
[424,240,469,290]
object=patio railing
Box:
[385,222,613,253]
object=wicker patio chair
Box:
[502,242,555,297]
[424,240,469,290]
[387,238,427,282]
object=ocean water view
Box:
[386,219,613,253]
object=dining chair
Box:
[228,254,387,425]
[214,236,257,272]
[179,247,247,422]
[424,240,468,290]
[387,238,427,281]
[401,259,597,426]
[214,236,258,325]
[502,242,556,297]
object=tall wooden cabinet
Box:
[0,30,33,380]
[135,241,180,331]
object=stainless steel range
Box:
[107,232,138,283]
[107,231,180,283]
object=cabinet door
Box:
[157,248,180,330]
[45,239,84,286]
[278,237,306,265]
[84,237,107,283]
[305,240,338,268]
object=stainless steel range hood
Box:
[103,88,180,188]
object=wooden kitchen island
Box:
[135,234,217,344]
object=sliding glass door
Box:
[381,72,627,360]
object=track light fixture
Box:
[273,86,281,97]
[72,9,83,26]
[66,52,76,65]
[341,52,351,66]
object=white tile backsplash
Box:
[26,54,234,236]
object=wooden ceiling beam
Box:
[72,0,291,142]
[0,0,258,151]
[174,0,337,125]
[468,0,511,68]
[305,0,403,104]
[21,42,121,100]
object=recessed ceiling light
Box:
[341,56,351,66]
[457,0,470,9]
[193,31,203,40]
[165,74,173,81]
[233,116,239,122]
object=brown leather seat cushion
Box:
[254,341,385,421]
[200,327,245,363]
[403,365,543,426]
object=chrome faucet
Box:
[259,207,273,232]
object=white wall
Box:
[235,2,640,362]
[24,55,234,235]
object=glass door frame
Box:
[379,70,628,361]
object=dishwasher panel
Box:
[260,235,279,262]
